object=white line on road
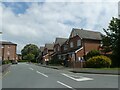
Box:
[61,73,93,82]
[36,71,48,78]
[57,81,76,90]
[29,68,34,70]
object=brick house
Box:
[61,28,102,68]
[43,44,54,64]
[53,38,67,60]
[0,41,17,62]
[16,54,22,60]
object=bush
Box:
[2,60,11,64]
[86,55,112,68]
[86,50,100,60]
[49,55,63,65]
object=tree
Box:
[24,54,35,62]
[101,35,112,54]
[103,17,120,67]
[21,44,39,62]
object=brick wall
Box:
[2,44,17,61]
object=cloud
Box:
[1,1,118,53]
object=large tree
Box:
[103,17,120,67]
[21,44,39,62]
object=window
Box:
[70,42,73,48]
[77,40,81,46]
[58,46,60,51]
[64,45,67,50]
[8,46,10,48]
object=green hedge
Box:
[2,60,11,64]
[86,55,112,68]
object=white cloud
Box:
[1,2,118,53]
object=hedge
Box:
[86,55,112,68]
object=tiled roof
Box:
[71,28,102,40]
[45,43,54,50]
[0,41,17,45]
[55,38,67,46]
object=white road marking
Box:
[61,73,93,82]
[57,81,76,90]
[29,68,34,70]
[36,71,48,78]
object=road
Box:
[2,63,119,89]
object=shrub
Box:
[86,50,100,60]
[2,60,11,64]
[86,55,112,68]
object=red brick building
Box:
[60,28,102,68]
[53,37,67,60]
[43,44,54,64]
[0,41,17,61]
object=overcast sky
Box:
[0,0,119,54]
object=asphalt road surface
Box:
[2,63,119,89]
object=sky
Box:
[0,0,119,54]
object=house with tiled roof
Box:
[43,43,54,64]
[60,28,102,68]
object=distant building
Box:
[16,54,22,60]
[0,41,17,61]
[43,43,54,64]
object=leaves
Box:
[103,17,120,67]
[21,44,39,61]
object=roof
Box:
[40,47,44,52]
[71,28,102,40]
[55,37,67,46]
[45,43,54,50]
[0,41,17,45]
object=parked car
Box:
[12,60,18,64]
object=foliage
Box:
[103,17,120,67]
[2,60,11,64]
[21,44,39,62]
[86,50,100,60]
[101,36,112,54]
[49,55,63,65]
[23,53,35,62]
[86,55,112,68]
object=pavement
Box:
[36,64,120,75]
[2,62,119,89]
